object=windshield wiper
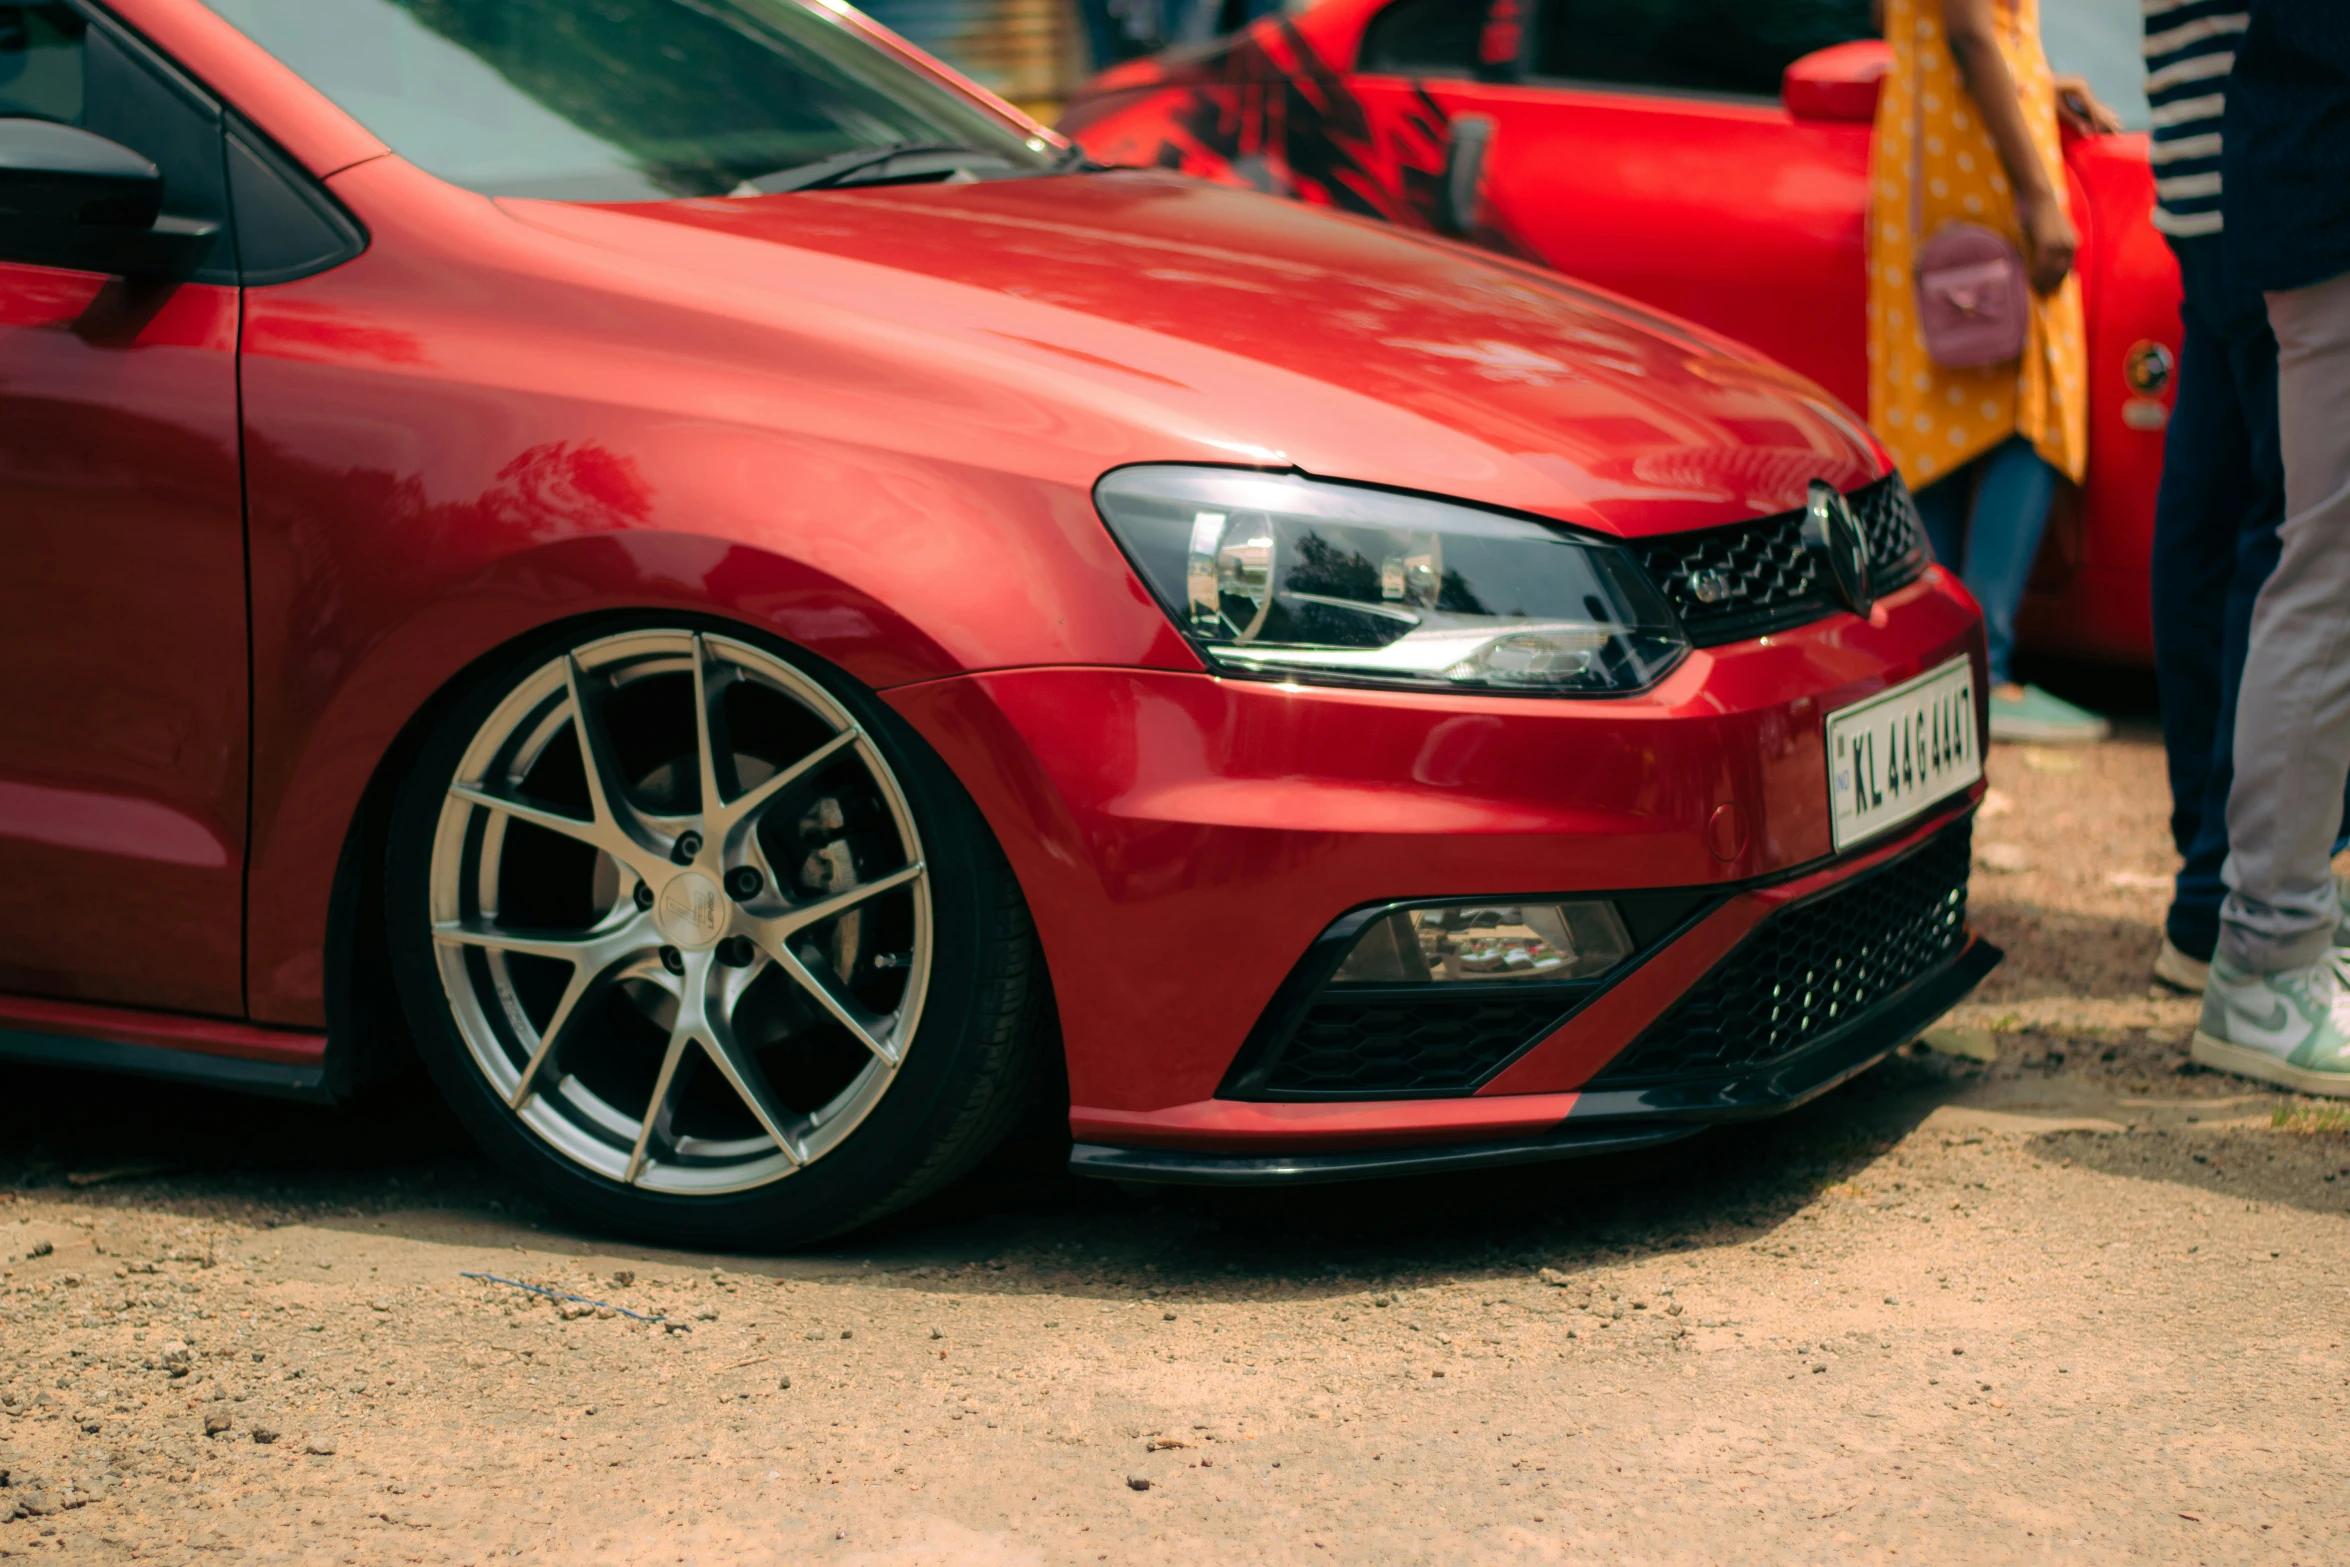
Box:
[732,141,1018,195]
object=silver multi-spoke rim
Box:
[429,630,932,1196]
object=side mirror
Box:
[1783,40,1891,124]
[1435,113,1494,238]
[0,118,219,277]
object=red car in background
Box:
[1062,0,2181,666]
[2,0,1997,1246]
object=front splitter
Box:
[1069,934,2001,1187]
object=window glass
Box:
[1532,0,1872,99]
[194,0,1054,202]
[1361,0,1485,77]
[0,3,85,122]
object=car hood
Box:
[499,171,1882,538]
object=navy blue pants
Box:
[2151,233,2350,959]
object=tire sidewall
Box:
[384,614,1023,1250]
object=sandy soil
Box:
[4,729,2347,1566]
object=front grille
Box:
[1590,819,1972,1085]
[1258,994,1576,1097]
[1852,474,1930,584]
[1634,473,1929,647]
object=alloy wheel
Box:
[425,629,932,1196]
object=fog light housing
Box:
[1331,901,1633,985]
[1219,889,1716,1100]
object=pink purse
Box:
[1905,42,2029,370]
[1915,223,2029,367]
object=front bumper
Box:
[885,566,1988,1166]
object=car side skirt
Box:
[0,993,332,1102]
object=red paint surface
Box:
[1063,7,2178,665]
[1783,40,1893,124]
[0,265,248,1015]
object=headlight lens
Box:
[1095,466,1688,695]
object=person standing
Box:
[2144,0,2289,991]
[1869,0,2109,744]
[2191,0,2350,1094]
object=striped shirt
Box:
[2143,0,2247,236]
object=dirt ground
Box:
[5,724,2349,1566]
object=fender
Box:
[243,522,1190,1024]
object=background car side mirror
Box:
[1436,114,1495,239]
[1782,40,1891,124]
[0,118,220,278]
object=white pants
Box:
[2221,265,2350,971]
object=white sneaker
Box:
[2152,937,2210,994]
[2192,956,2350,1096]
[2162,877,2350,995]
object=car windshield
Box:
[193,0,1058,201]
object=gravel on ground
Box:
[3,729,2345,1566]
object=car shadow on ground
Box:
[20,1043,2335,1300]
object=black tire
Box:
[383,617,1043,1249]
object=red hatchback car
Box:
[1,0,1994,1245]
[1062,0,2182,665]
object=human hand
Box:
[2052,75,2124,137]
[2018,190,2077,293]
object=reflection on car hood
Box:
[500,171,1882,538]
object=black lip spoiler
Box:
[1069,935,2000,1188]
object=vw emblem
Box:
[1688,567,1731,605]
[1803,478,1874,619]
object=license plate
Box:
[1826,657,1981,852]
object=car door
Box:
[0,1,247,1014]
[1345,0,1878,412]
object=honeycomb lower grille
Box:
[1258,994,1577,1097]
[1590,820,1972,1085]
[1634,473,1928,646]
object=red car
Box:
[1,0,1995,1246]
[1062,0,2182,666]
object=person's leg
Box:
[2154,238,2245,859]
[2219,267,2350,973]
[1957,436,2057,689]
[2159,235,2282,970]
[2200,267,2350,1096]
[1913,465,1971,575]
[1936,438,2108,742]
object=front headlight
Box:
[1094,466,1688,695]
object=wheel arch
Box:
[309,596,1072,1116]
[254,531,967,1033]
